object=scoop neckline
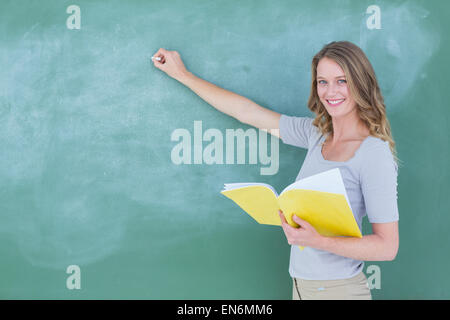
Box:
[318,135,372,164]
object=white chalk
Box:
[151,56,162,61]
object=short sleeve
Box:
[360,143,399,223]
[279,114,315,149]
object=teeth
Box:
[328,99,344,105]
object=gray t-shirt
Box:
[279,114,399,280]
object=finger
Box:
[279,213,290,232]
[151,55,165,64]
[281,224,293,243]
[151,56,164,64]
[281,220,296,233]
[279,211,289,224]
[152,58,165,70]
[292,214,300,223]
[292,215,310,228]
[152,48,168,63]
[279,212,287,227]
[154,48,169,57]
[152,53,167,69]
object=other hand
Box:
[152,48,191,82]
[278,210,324,249]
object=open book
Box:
[220,168,362,249]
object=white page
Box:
[222,183,278,196]
[280,168,353,213]
[221,168,353,213]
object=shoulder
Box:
[280,114,315,127]
[360,136,398,172]
[279,114,319,148]
[363,136,392,155]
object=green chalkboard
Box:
[0,0,449,299]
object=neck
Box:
[329,109,368,144]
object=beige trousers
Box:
[292,271,372,300]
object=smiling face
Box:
[316,57,357,118]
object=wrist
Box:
[316,235,331,251]
[178,70,194,86]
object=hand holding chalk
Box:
[151,48,191,83]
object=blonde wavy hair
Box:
[307,41,401,167]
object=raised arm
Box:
[152,48,281,138]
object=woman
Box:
[152,41,399,300]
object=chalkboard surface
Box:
[0,0,448,299]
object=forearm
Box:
[180,72,270,126]
[153,49,280,131]
[317,234,397,261]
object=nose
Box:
[326,82,338,97]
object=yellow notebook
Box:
[220,168,362,250]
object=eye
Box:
[318,80,327,85]
[338,79,347,84]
